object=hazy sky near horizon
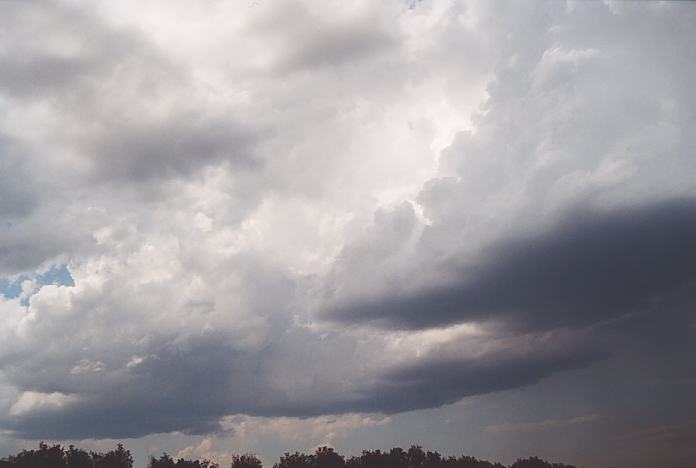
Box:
[1,1,695,467]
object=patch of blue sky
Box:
[0,264,75,306]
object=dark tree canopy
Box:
[93,444,133,468]
[509,457,575,468]
[275,451,314,468]
[6,442,66,468]
[345,446,507,468]
[148,453,219,468]
[230,454,263,468]
[66,446,94,468]
[4,442,134,468]
[2,443,578,468]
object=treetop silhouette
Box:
[1,443,579,468]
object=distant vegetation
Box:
[0,442,579,468]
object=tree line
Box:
[1,442,579,468]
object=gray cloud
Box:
[356,340,605,415]
[0,2,181,112]
[0,2,694,467]
[0,1,262,183]
[1,335,243,439]
[326,199,696,331]
[77,113,262,182]
[0,136,38,219]
[0,323,605,440]
[248,1,399,74]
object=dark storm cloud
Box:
[364,345,605,414]
[327,199,696,330]
[1,335,248,439]
[0,320,604,439]
[240,329,605,419]
[3,399,227,441]
[10,198,692,439]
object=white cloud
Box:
[9,392,78,417]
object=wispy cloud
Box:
[485,414,603,433]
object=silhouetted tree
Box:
[387,448,408,468]
[406,446,426,468]
[1,442,580,468]
[149,454,219,468]
[275,452,313,468]
[8,442,66,468]
[313,447,344,468]
[92,444,133,468]
[347,448,507,468]
[346,449,384,468]
[185,460,218,468]
[230,454,262,468]
[510,457,576,468]
[66,446,93,468]
[149,454,176,468]
[442,455,504,468]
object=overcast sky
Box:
[1,1,695,467]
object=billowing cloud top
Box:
[0,2,694,466]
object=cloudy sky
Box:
[1,1,695,467]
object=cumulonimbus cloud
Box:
[0,2,694,457]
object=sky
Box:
[0,1,695,467]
